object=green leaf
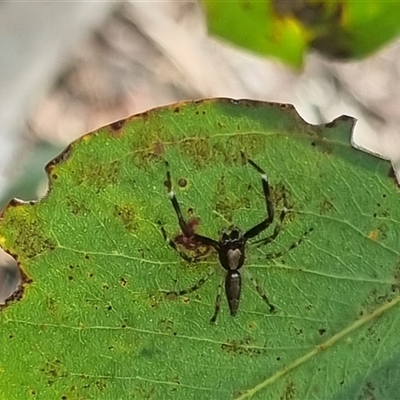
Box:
[203,0,400,65]
[1,99,399,399]
[203,0,307,66]
[345,0,400,58]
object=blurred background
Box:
[1,0,400,303]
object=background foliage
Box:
[204,0,400,65]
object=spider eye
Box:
[230,229,240,240]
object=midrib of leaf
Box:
[236,294,400,399]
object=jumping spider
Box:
[158,154,311,322]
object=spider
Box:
[158,154,311,322]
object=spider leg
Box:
[159,221,209,263]
[164,162,220,250]
[193,233,220,250]
[164,161,192,237]
[264,227,313,260]
[161,268,214,297]
[244,269,276,313]
[250,204,287,248]
[210,274,224,324]
[242,154,274,240]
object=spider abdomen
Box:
[225,271,241,316]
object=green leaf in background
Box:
[203,0,308,66]
[203,0,400,65]
[1,99,400,399]
[345,0,400,58]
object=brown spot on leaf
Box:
[221,338,266,357]
[114,203,137,232]
[213,175,251,222]
[391,262,400,294]
[46,144,73,170]
[109,119,126,131]
[148,292,163,309]
[6,198,25,209]
[40,359,67,380]
[0,267,32,310]
[178,178,187,188]
[359,381,376,400]
[272,183,295,223]
[388,167,400,189]
[152,140,165,157]
[96,380,107,391]
[132,140,165,167]
[319,197,335,214]
[309,135,333,154]
[120,277,127,287]
[66,196,89,216]
[46,296,58,314]
[180,137,212,168]
[79,160,120,191]
[367,229,379,241]
[158,318,174,333]
[281,380,297,400]
[248,321,257,330]
[213,136,263,164]
[4,208,57,259]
